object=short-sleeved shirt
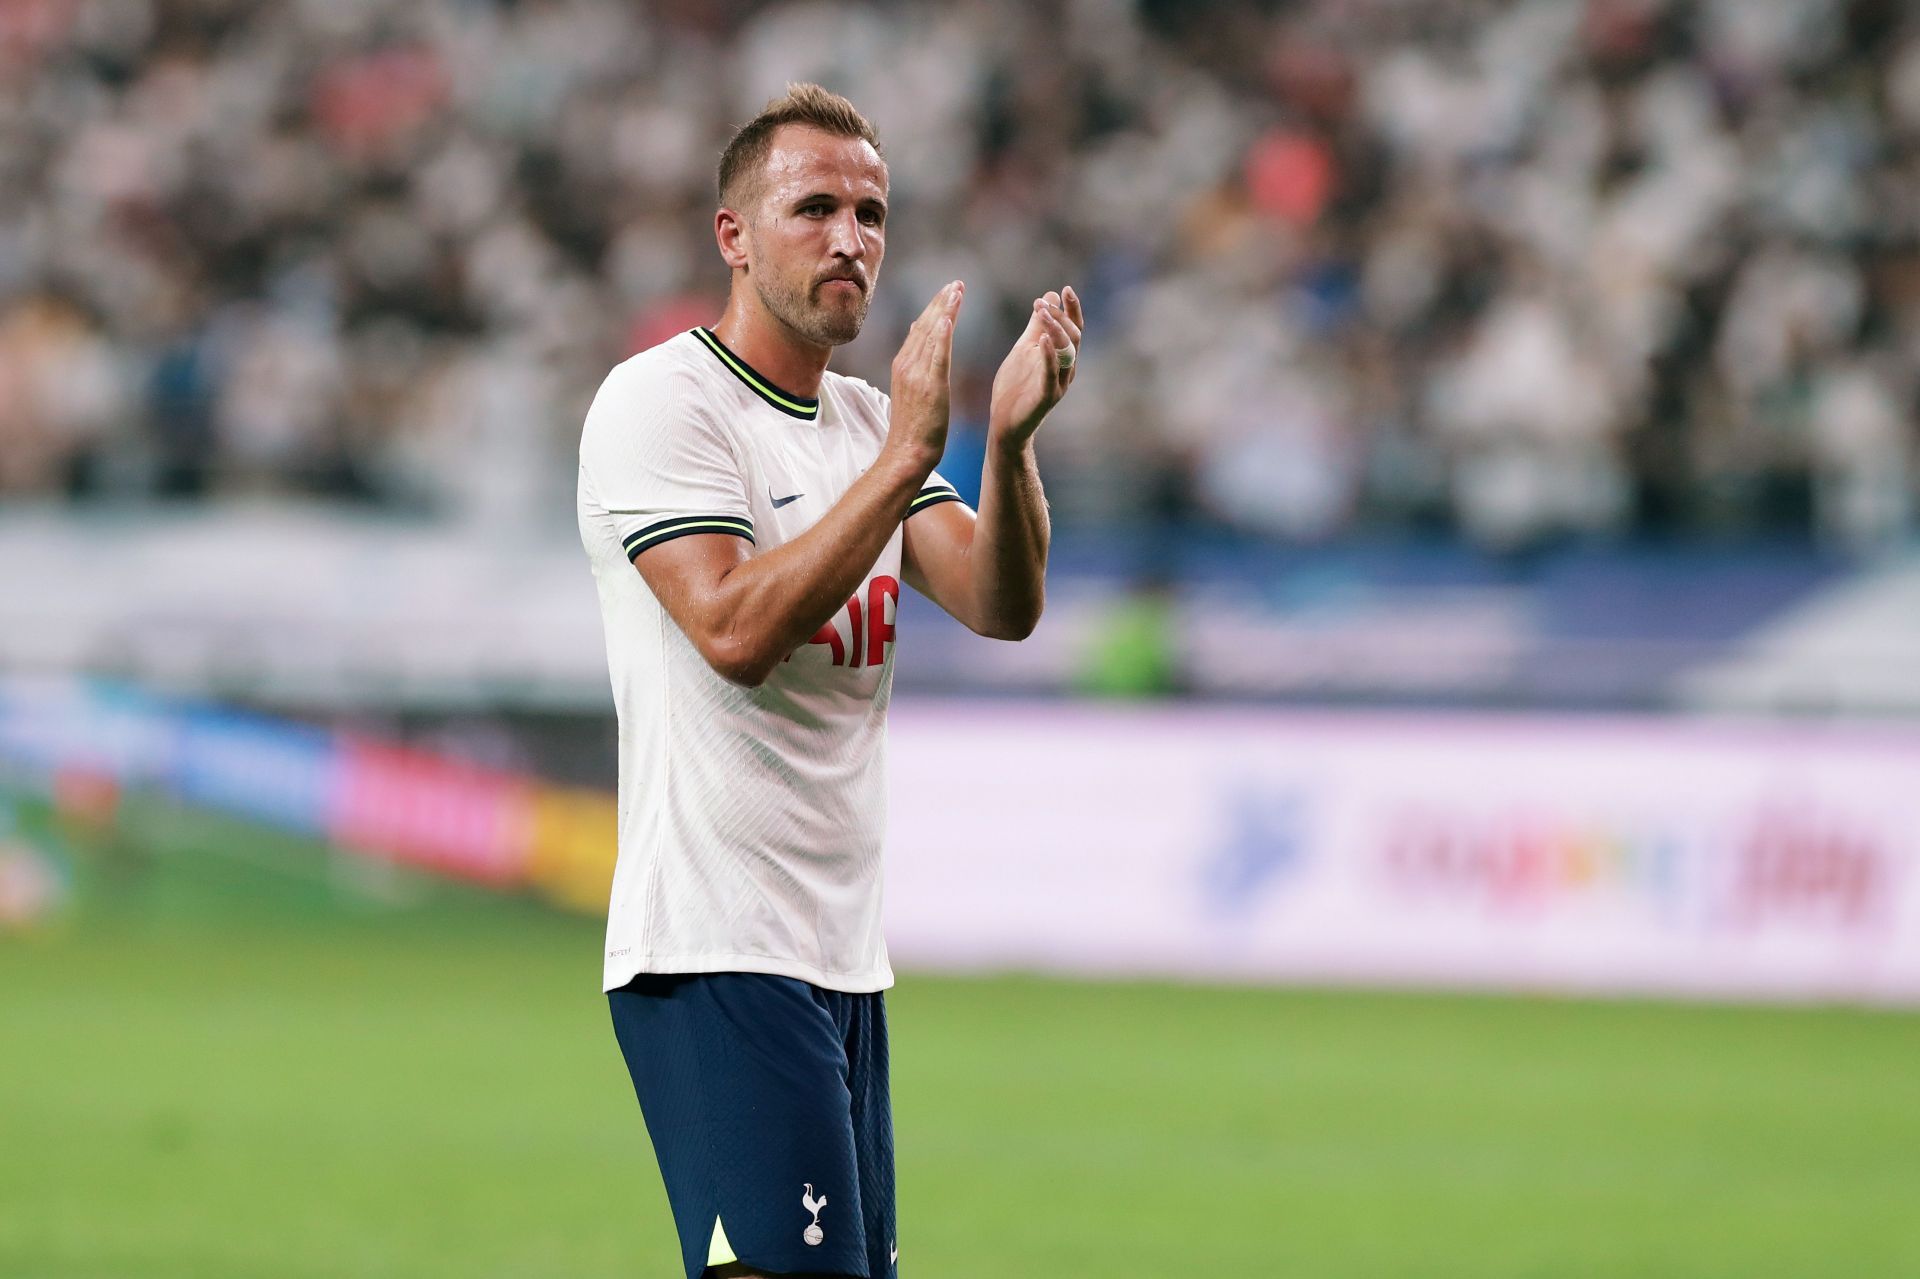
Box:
[577,328,962,994]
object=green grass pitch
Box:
[2,791,1917,1278]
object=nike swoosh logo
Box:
[771,491,805,508]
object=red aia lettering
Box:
[803,619,845,665]
[788,575,900,667]
[867,575,898,666]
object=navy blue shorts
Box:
[609,972,897,1279]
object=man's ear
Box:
[715,207,750,272]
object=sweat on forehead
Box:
[727,126,887,214]
[765,128,885,192]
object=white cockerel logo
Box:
[801,1183,827,1246]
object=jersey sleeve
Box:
[907,466,965,518]
[580,364,754,561]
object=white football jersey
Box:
[577,328,962,993]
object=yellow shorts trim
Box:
[706,1216,737,1268]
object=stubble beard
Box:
[755,270,869,348]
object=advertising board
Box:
[884,705,1920,1002]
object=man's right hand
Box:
[885,281,964,471]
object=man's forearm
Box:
[705,447,934,683]
[965,436,1050,640]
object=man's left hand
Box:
[989,285,1083,448]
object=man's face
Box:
[737,125,888,347]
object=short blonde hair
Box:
[717,83,882,209]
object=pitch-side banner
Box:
[883,705,1920,1003]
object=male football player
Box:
[578,82,1081,1279]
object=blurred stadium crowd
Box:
[2,0,1918,547]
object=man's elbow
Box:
[714,660,773,689]
[975,601,1043,642]
[699,633,777,688]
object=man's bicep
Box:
[902,499,978,625]
[631,531,754,648]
